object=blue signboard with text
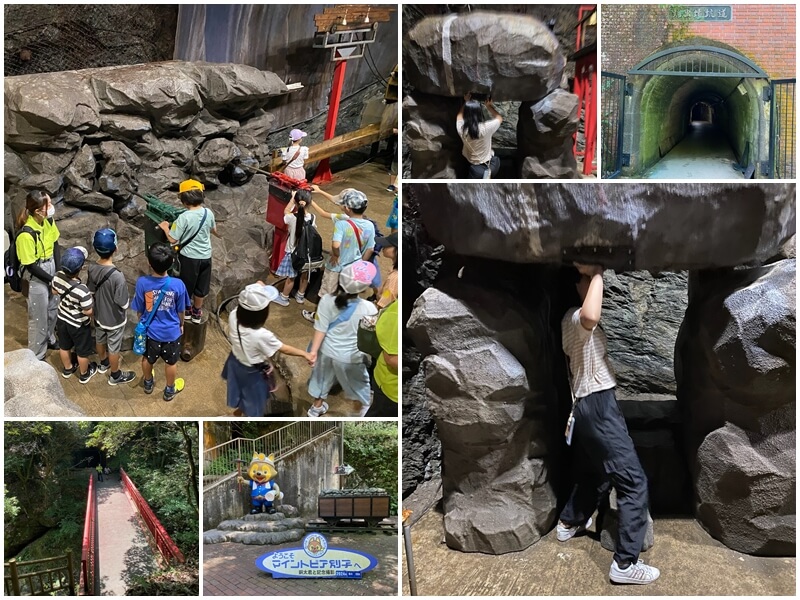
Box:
[256,533,378,579]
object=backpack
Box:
[4,226,38,293]
[290,217,324,273]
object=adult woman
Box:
[307,261,378,417]
[456,93,503,179]
[15,190,60,360]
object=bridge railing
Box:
[4,551,76,596]
[79,473,96,595]
[203,422,339,491]
[120,468,185,566]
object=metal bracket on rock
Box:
[562,246,635,271]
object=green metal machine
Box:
[131,190,187,251]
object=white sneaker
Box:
[556,517,592,542]
[273,294,290,307]
[609,559,660,585]
[307,402,329,417]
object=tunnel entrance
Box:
[602,44,796,179]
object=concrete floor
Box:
[401,485,796,596]
[3,162,396,418]
[643,122,746,179]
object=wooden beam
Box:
[304,123,391,164]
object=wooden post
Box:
[8,559,21,596]
[66,550,76,595]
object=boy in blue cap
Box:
[87,228,136,385]
[51,247,97,383]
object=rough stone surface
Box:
[64,191,114,213]
[407,283,559,554]
[203,505,305,545]
[518,90,579,178]
[402,92,463,179]
[4,349,86,417]
[401,354,441,499]
[405,12,566,101]
[414,183,796,270]
[192,138,241,187]
[676,259,796,556]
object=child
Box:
[274,188,316,306]
[158,179,220,325]
[375,232,398,309]
[87,228,136,385]
[307,261,379,417]
[51,247,97,383]
[282,129,309,180]
[222,282,315,417]
[132,242,191,402]
[302,189,375,323]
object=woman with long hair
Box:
[306,260,378,417]
[456,92,503,179]
[15,190,61,359]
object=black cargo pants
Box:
[559,387,649,566]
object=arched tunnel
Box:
[625,43,771,178]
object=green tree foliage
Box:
[4,485,21,521]
[343,422,398,513]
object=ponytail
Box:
[334,287,358,310]
[16,190,48,230]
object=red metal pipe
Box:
[583,65,598,175]
[313,59,348,184]
[79,474,95,595]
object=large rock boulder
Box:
[676,259,796,555]
[518,90,579,178]
[407,282,559,554]
[405,12,566,101]
[414,183,796,270]
[402,93,463,179]
[4,349,86,417]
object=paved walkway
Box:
[3,162,395,418]
[95,476,158,595]
[204,531,398,596]
[643,122,746,179]
[402,494,795,596]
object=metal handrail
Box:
[203,422,338,491]
[120,468,185,566]
[78,473,96,595]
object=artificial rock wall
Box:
[404,183,796,556]
[5,61,289,310]
[404,12,579,179]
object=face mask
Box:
[43,204,55,218]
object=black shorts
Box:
[179,255,211,298]
[145,337,181,365]
[56,319,94,357]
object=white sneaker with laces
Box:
[556,517,592,542]
[609,559,660,585]
[307,401,329,417]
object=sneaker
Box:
[556,517,592,542]
[108,371,136,386]
[307,402,329,417]
[387,184,397,193]
[609,559,660,585]
[143,378,155,394]
[295,292,305,304]
[302,310,316,323]
[97,361,110,374]
[61,364,78,379]
[273,294,290,307]
[78,362,98,384]
[190,307,202,324]
[163,377,185,402]
[184,309,193,320]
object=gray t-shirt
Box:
[456,117,501,164]
[87,262,129,330]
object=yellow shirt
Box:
[16,216,60,266]
[374,301,398,402]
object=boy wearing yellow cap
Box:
[158,179,220,324]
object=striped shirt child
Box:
[52,272,93,327]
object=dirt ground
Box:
[3,161,396,418]
[401,480,796,596]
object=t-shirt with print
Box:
[561,307,616,399]
[131,276,191,343]
[456,117,501,165]
[326,215,375,273]
[283,212,316,254]
[52,273,93,327]
[374,301,398,402]
[171,207,215,260]
[87,263,129,330]
[228,308,283,366]
[314,295,377,363]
